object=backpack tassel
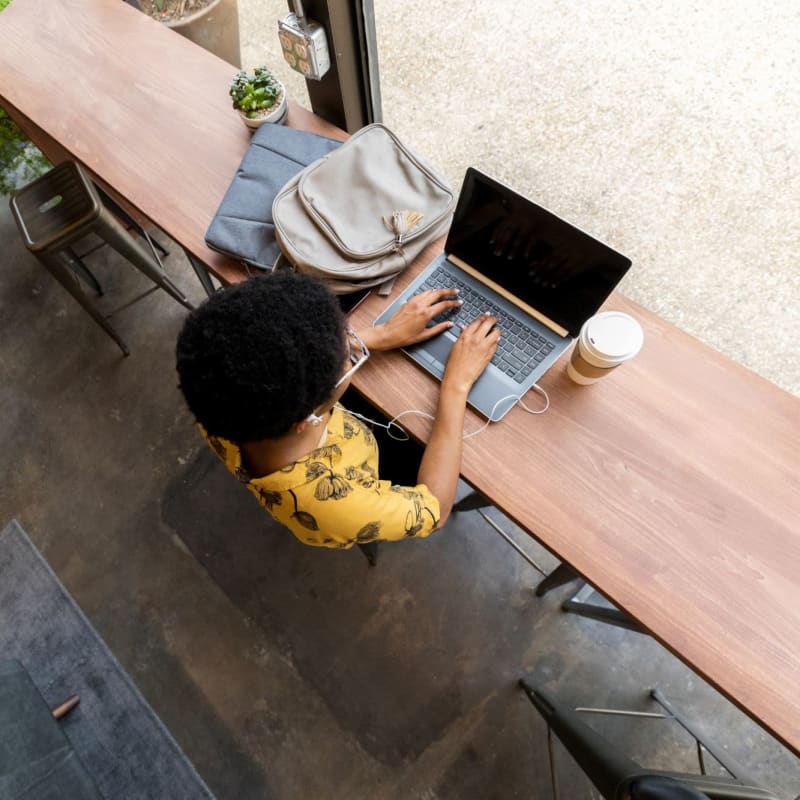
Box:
[383,210,424,250]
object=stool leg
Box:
[184,248,218,297]
[39,252,130,356]
[64,246,103,296]
[96,188,170,259]
[93,207,194,310]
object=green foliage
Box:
[0,110,51,196]
[153,0,163,10]
[229,67,281,118]
[0,2,51,195]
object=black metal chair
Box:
[518,680,780,800]
[10,160,193,356]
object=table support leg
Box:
[184,249,218,298]
[562,582,644,633]
[453,491,492,512]
[535,562,581,597]
[537,564,644,632]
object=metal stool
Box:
[519,680,781,800]
[9,160,193,356]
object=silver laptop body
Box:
[374,168,632,420]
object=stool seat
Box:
[10,161,102,253]
[10,160,193,356]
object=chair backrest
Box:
[626,774,781,800]
[627,776,710,800]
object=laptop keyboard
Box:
[413,267,555,383]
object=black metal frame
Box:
[519,681,780,800]
[455,491,644,632]
[286,0,381,132]
[10,162,193,357]
[184,249,219,297]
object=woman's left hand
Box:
[358,288,462,351]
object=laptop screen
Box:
[445,168,632,338]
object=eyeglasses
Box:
[334,327,370,389]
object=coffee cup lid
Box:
[580,312,644,364]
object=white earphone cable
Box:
[344,383,549,442]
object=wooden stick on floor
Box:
[52,695,80,720]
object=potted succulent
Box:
[229,67,288,129]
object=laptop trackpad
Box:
[408,332,456,373]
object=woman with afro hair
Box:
[176,270,499,560]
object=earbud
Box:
[306,412,323,427]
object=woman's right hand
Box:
[442,313,500,396]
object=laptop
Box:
[374,168,632,420]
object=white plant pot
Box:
[238,85,288,129]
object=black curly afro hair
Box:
[175,271,347,443]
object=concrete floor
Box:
[1,1,799,798]
[1,216,799,799]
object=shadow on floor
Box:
[163,449,553,769]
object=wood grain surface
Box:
[1,0,798,757]
[0,0,344,285]
[349,246,800,756]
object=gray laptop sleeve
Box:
[204,124,341,270]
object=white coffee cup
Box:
[567,311,644,385]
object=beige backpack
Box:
[272,123,455,294]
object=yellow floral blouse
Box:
[200,405,441,549]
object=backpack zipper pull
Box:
[383,209,424,251]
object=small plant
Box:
[229,67,282,119]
